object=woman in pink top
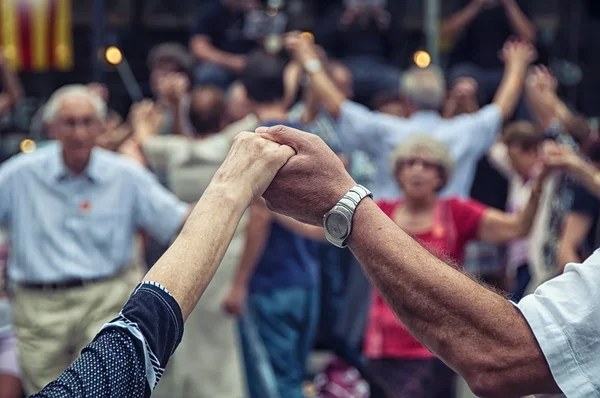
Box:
[364,136,546,397]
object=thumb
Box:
[256,124,311,153]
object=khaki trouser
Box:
[13,274,134,395]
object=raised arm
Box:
[284,34,346,119]
[190,34,247,73]
[0,51,24,116]
[441,0,483,40]
[543,142,600,199]
[492,39,537,122]
[477,173,544,243]
[35,132,295,397]
[502,0,537,43]
[524,66,568,131]
[259,125,560,397]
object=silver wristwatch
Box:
[323,185,373,248]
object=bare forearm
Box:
[191,36,245,72]
[557,244,581,273]
[513,182,543,238]
[493,63,528,121]
[441,2,481,39]
[0,62,23,105]
[504,2,536,42]
[569,160,600,199]
[231,209,270,287]
[144,184,248,320]
[347,199,558,396]
[308,69,346,120]
[525,89,559,130]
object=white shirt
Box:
[338,101,503,200]
[518,249,600,397]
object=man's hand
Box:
[222,284,248,317]
[500,38,537,68]
[213,131,296,205]
[257,125,356,226]
[130,100,161,138]
[526,65,557,94]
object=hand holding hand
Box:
[284,32,320,66]
[500,38,537,68]
[222,284,248,317]
[258,125,356,226]
[540,141,584,174]
[213,131,296,205]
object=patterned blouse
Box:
[32,281,184,397]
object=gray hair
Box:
[400,66,446,111]
[42,84,107,123]
[390,135,455,189]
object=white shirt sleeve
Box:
[142,136,186,173]
[455,104,503,156]
[517,250,600,397]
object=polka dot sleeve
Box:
[31,281,184,398]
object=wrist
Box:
[206,177,253,211]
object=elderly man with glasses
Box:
[0,85,191,395]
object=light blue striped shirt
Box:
[0,142,188,283]
[338,101,503,200]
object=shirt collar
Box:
[50,143,105,183]
[411,110,442,120]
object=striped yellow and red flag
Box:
[0,0,73,72]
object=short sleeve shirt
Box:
[518,249,600,397]
[365,198,487,359]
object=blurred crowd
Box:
[1,0,599,397]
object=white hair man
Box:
[284,33,537,200]
[0,84,192,394]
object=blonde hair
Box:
[390,136,455,190]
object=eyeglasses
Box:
[55,117,101,130]
[400,157,441,170]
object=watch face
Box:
[326,212,349,240]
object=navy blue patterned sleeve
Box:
[31,281,184,398]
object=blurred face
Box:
[444,77,479,117]
[507,143,539,178]
[330,65,354,99]
[227,83,252,123]
[396,152,443,199]
[48,96,102,173]
[150,59,180,96]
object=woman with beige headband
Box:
[363,135,547,398]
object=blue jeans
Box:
[239,286,319,398]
